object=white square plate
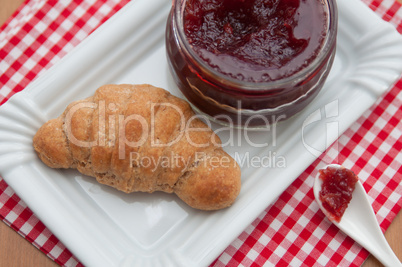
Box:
[1,0,402,266]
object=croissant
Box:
[33,84,241,210]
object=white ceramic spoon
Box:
[313,164,402,267]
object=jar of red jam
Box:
[166,0,338,128]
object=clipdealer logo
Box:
[62,98,340,168]
[302,99,340,163]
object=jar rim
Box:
[172,0,338,93]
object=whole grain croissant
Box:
[33,84,241,210]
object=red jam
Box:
[166,0,337,127]
[183,0,327,83]
[319,166,358,222]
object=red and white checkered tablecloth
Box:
[1,0,401,266]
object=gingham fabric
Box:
[0,0,401,266]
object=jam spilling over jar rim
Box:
[174,0,338,93]
[318,165,359,222]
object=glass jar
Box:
[166,0,338,128]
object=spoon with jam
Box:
[313,164,401,266]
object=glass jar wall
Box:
[166,0,338,128]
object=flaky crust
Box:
[33,84,241,210]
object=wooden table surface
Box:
[1,0,402,266]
